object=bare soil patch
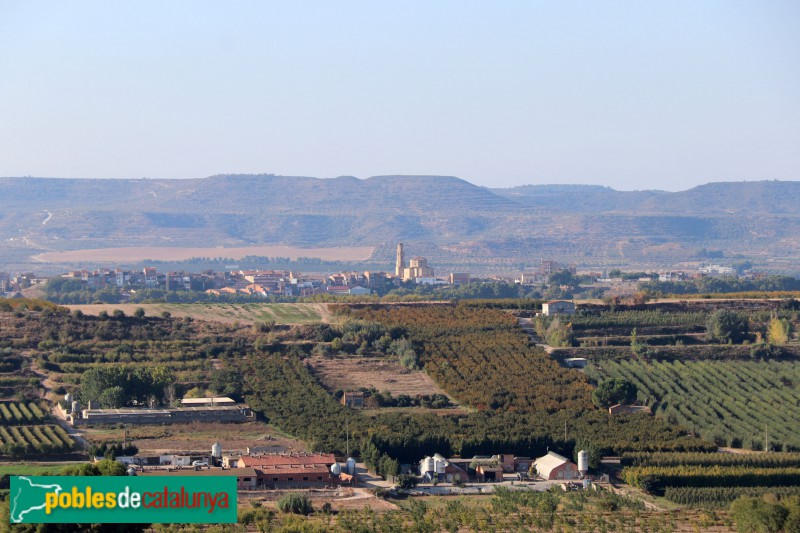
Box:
[34,245,374,263]
[308,355,461,407]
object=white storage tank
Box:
[346,457,356,475]
[71,401,79,415]
[578,450,589,476]
[64,393,72,404]
[211,442,222,459]
[420,456,435,475]
[330,462,342,476]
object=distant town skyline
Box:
[1,1,798,191]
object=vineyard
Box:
[585,358,800,450]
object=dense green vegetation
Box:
[78,365,174,408]
[591,379,637,409]
[729,494,800,533]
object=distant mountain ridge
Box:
[1,175,800,273]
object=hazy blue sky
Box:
[1,1,798,190]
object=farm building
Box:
[533,451,580,480]
[222,454,241,468]
[140,467,258,490]
[475,464,504,482]
[72,405,254,426]
[445,454,533,480]
[542,300,576,316]
[237,452,340,487]
[341,391,364,408]
[419,453,468,483]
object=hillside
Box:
[2,175,800,273]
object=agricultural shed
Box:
[533,451,580,480]
[542,300,576,316]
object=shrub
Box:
[397,474,419,489]
[277,493,313,515]
[706,309,749,344]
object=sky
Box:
[0,1,798,191]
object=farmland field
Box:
[307,355,463,410]
[586,358,800,450]
[67,302,328,324]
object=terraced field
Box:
[67,303,328,324]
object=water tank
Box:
[420,456,435,474]
[211,442,222,459]
[578,450,589,475]
[346,457,356,475]
[330,462,342,476]
[64,393,72,404]
[71,401,79,415]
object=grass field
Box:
[67,303,329,324]
[0,463,82,476]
